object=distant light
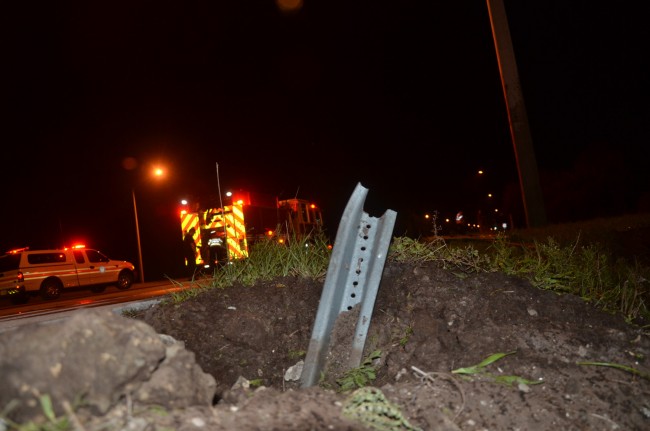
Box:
[226,191,232,197]
[502,222,508,229]
[181,199,188,205]
[478,170,484,175]
[276,0,303,13]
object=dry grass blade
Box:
[411,366,465,420]
[577,361,650,381]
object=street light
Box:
[132,166,166,283]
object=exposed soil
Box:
[131,259,650,430]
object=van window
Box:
[27,253,67,265]
[0,254,22,272]
[73,250,85,264]
[86,249,109,263]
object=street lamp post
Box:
[130,165,165,284]
[132,188,145,283]
[126,164,166,283]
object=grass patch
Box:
[161,215,649,324]
[397,213,650,324]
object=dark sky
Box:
[4,1,649,280]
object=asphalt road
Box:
[0,278,195,333]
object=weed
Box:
[452,351,543,387]
[336,350,382,392]
[398,326,413,347]
[342,387,422,431]
[248,379,264,387]
[1,394,70,431]
[288,350,306,359]
[577,361,650,381]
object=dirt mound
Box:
[136,261,650,430]
[2,260,649,430]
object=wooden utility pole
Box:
[486,0,547,228]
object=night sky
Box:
[4,1,649,280]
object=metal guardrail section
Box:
[301,183,396,387]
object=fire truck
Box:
[179,190,324,269]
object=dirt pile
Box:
[2,260,649,430]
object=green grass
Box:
[160,231,331,304]
[1,394,71,431]
[157,214,650,324]
[451,351,544,386]
[407,214,650,324]
[336,350,382,392]
[577,360,650,381]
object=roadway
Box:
[0,277,198,333]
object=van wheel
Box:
[117,271,134,290]
[41,278,63,300]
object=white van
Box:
[0,246,136,304]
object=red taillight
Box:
[17,271,24,282]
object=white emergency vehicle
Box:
[0,245,136,304]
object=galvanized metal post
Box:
[301,183,396,387]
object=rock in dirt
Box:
[0,308,216,424]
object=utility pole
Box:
[132,188,144,283]
[486,0,547,228]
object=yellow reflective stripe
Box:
[180,205,250,262]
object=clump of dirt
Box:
[135,260,650,430]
